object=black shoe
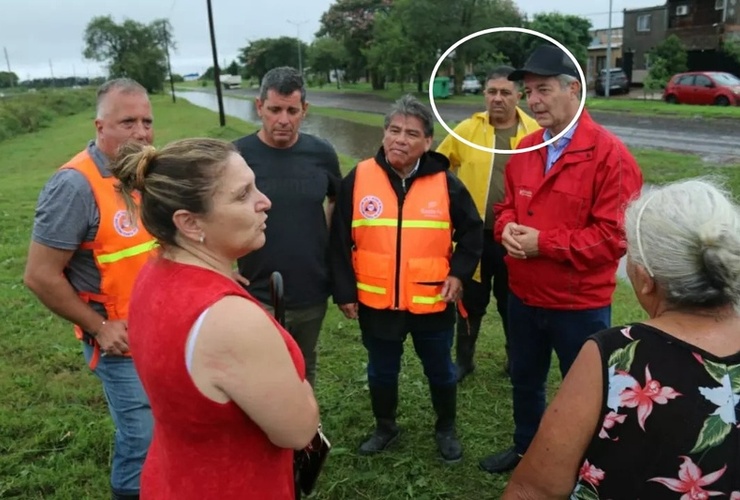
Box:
[436,428,462,464]
[358,424,400,455]
[111,494,139,500]
[479,447,522,474]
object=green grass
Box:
[585,96,740,119]
[1,95,739,499]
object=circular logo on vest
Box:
[113,210,139,237]
[359,195,383,219]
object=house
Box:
[587,27,624,86]
[622,4,669,84]
[665,0,740,74]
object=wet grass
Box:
[1,96,739,499]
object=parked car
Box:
[594,68,630,96]
[461,74,482,94]
[663,71,740,106]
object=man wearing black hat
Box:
[478,44,643,474]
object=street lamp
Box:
[605,0,613,97]
[287,19,308,74]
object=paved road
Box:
[225,87,740,161]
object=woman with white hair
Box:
[502,178,740,498]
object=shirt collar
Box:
[543,122,578,145]
[388,156,421,179]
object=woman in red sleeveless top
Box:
[109,138,320,499]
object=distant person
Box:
[234,66,341,387]
[437,65,540,382]
[330,95,483,463]
[503,178,740,498]
[479,44,643,474]
[111,138,320,499]
[23,78,156,500]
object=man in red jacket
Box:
[479,44,643,474]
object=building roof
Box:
[623,4,666,14]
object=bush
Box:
[0,88,96,143]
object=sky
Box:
[2,0,660,80]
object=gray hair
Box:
[383,94,434,138]
[259,66,306,103]
[556,74,582,99]
[96,78,148,118]
[624,178,740,308]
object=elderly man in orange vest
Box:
[330,94,483,463]
[24,78,156,500]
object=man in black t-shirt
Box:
[234,66,341,387]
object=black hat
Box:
[508,44,580,81]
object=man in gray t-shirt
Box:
[24,78,155,500]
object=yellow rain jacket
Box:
[436,108,540,281]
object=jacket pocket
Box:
[405,257,450,314]
[352,249,392,309]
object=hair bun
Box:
[134,145,157,191]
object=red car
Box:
[663,71,740,106]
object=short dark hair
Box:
[486,65,516,82]
[259,66,306,102]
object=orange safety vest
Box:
[351,159,452,314]
[60,149,157,364]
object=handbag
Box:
[294,423,331,498]
[268,272,331,498]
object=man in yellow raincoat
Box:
[437,65,540,382]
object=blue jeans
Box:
[507,294,610,454]
[362,328,456,387]
[83,343,153,496]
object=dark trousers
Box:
[362,328,456,388]
[459,231,510,341]
[508,293,611,454]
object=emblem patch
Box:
[113,210,139,237]
[359,195,383,219]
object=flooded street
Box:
[214,87,740,162]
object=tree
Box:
[238,37,308,81]
[225,60,241,76]
[317,0,394,88]
[361,0,525,93]
[0,71,19,88]
[308,37,350,86]
[83,16,171,93]
[526,13,592,73]
[643,35,687,95]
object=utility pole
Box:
[206,0,226,126]
[49,59,55,87]
[3,47,13,87]
[605,0,613,98]
[287,19,308,74]
[161,23,176,103]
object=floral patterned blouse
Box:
[571,323,740,499]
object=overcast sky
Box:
[3,0,657,80]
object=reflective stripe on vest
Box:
[351,158,452,313]
[60,149,156,342]
[96,240,158,264]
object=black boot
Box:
[455,314,482,383]
[359,385,400,455]
[430,384,462,464]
